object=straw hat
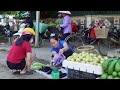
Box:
[58,11,71,14]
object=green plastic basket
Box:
[51,70,60,79]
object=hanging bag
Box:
[52,52,66,67]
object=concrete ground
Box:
[0,39,116,79]
[0,40,52,79]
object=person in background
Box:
[71,20,78,33]
[55,13,63,25]
[5,22,10,30]
[13,17,18,31]
[3,22,11,37]
[24,17,33,28]
[56,11,72,40]
[6,28,36,75]
[22,12,34,28]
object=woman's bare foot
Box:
[20,67,27,74]
[20,70,27,74]
[20,70,33,75]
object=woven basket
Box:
[77,45,100,54]
[77,45,94,52]
[94,27,109,38]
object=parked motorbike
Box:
[1,23,17,37]
[13,22,43,45]
[13,22,26,37]
[110,26,120,44]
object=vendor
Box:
[49,34,74,59]
[56,11,72,40]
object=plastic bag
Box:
[55,18,63,24]
[34,22,48,33]
[52,53,65,67]
[48,22,57,27]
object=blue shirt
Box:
[50,40,74,53]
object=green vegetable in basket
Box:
[107,75,113,79]
[31,62,50,70]
[32,62,45,66]
[101,73,108,79]
[107,59,118,74]
[117,72,120,77]
[114,77,119,79]
[112,71,118,77]
[31,65,42,70]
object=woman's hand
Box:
[56,25,60,28]
[50,60,53,66]
[59,49,64,54]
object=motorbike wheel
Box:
[65,34,84,52]
[98,35,118,56]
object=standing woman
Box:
[6,28,36,75]
[56,11,72,40]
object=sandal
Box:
[20,71,33,75]
[39,66,52,72]
[13,71,20,75]
[60,73,67,78]
[46,69,52,74]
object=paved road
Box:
[0,40,52,79]
[0,39,116,79]
[0,64,46,79]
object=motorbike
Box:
[12,22,27,43]
[110,26,120,44]
[13,22,43,45]
[98,26,120,56]
[13,22,26,37]
[44,26,63,38]
[0,23,17,37]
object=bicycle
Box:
[65,31,85,52]
[67,22,108,55]
[64,22,100,52]
[64,21,120,56]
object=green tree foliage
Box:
[0,11,59,19]
[30,11,58,20]
[0,11,18,15]
[40,11,57,18]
